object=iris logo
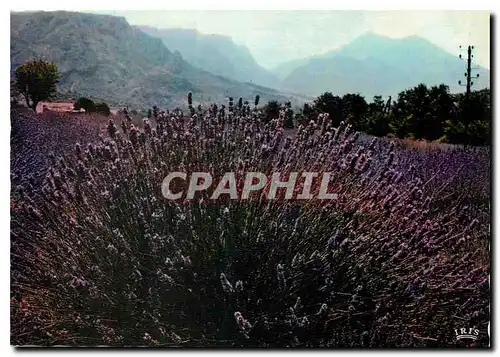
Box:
[455,327,479,341]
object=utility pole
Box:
[458,45,480,146]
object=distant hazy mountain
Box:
[276,32,490,99]
[272,58,310,81]
[139,26,281,90]
[10,11,291,110]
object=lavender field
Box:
[10,104,490,347]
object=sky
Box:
[97,11,490,69]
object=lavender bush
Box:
[11,105,490,347]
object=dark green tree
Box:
[74,97,96,112]
[313,92,344,127]
[426,84,454,141]
[392,83,454,141]
[14,59,61,111]
[296,103,317,126]
[284,101,294,129]
[369,95,385,115]
[364,112,391,137]
[187,92,195,116]
[302,103,317,121]
[341,93,368,131]
[261,101,280,123]
[444,89,491,145]
[392,84,430,139]
[95,102,111,116]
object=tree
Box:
[284,101,294,129]
[261,101,280,123]
[74,97,97,112]
[187,92,195,116]
[391,83,454,141]
[296,103,317,126]
[313,92,343,127]
[427,84,454,141]
[302,103,317,121]
[95,102,111,116]
[74,97,110,116]
[391,84,430,139]
[254,95,260,107]
[14,59,61,111]
[364,112,391,137]
[369,95,385,115]
[341,93,368,131]
[444,89,491,145]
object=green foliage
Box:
[313,92,344,127]
[74,97,97,112]
[14,59,61,110]
[95,102,111,116]
[74,96,110,116]
[364,112,391,137]
[254,95,260,107]
[306,86,490,146]
[283,101,294,129]
[340,93,368,131]
[261,100,280,123]
[300,103,317,124]
[391,84,451,141]
[442,89,491,146]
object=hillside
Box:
[139,26,281,90]
[272,57,309,81]
[276,32,490,99]
[10,11,292,110]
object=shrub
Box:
[74,97,110,116]
[74,97,97,112]
[11,104,490,347]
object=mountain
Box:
[139,26,281,90]
[276,32,490,99]
[10,11,292,110]
[272,58,310,81]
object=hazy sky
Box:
[100,10,490,69]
